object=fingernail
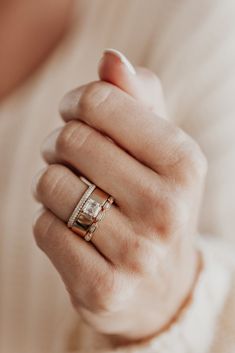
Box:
[103,48,136,75]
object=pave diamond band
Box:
[67,182,96,228]
[67,176,114,241]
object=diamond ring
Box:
[67,176,114,241]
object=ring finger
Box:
[33,163,139,268]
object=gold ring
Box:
[84,195,114,241]
[67,176,114,241]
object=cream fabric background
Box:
[0,0,235,352]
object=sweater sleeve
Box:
[68,236,234,353]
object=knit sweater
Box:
[0,1,235,352]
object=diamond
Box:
[89,223,97,233]
[83,199,101,218]
[103,202,111,210]
[84,233,92,241]
[96,211,104,222]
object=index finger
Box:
[60,81,200,180]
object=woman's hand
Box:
[32,51,207,342]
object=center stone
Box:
[83,199,101,218]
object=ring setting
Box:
[67,176,114,241]
[83,198,102,219]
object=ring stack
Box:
[67,176,114,241]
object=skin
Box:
[0,0,207,344]
[33,52,208,342]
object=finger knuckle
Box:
[169,134,208,184]
[36,164,67,200]
[56,121,77,156]
[147,192,186,237]
[119,237,157,274]
[135,175,189,239]
[33,210,54,250]
[152,196,174,237]
[56,120,93,158]
[137,177,160,210]
[78,81,112,118]
[145,190,176,238]
[135,179,173,237]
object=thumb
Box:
[98,48,167,118]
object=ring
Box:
[67,176,114,241]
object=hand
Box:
[32,50,207,342]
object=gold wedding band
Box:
[67,176,114,241]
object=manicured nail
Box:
[103,48,136,75]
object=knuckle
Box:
[141,191,177,238]
[135,175,190,239]
[135,178,180,238]
[137,177,160,209]
[169,134,208,184]
[56,120,93,158]
[33,210,54,250]
[119,237,157,274]
[56,121,77,156]
[150,193,188,238]
[152,196,175,237]
[36,164,66,200]
[78,81,112,118]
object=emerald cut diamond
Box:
[83,199,101,218]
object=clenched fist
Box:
[33,50,207,342]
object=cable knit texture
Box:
[0,1,235,352]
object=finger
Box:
[33,164,121,224]
[33,208,114,312]
[60,81,201,182]
[41,120,160,213]
[98,49,167,118]
[32,164,144,268]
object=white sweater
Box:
[0,0,235,352]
